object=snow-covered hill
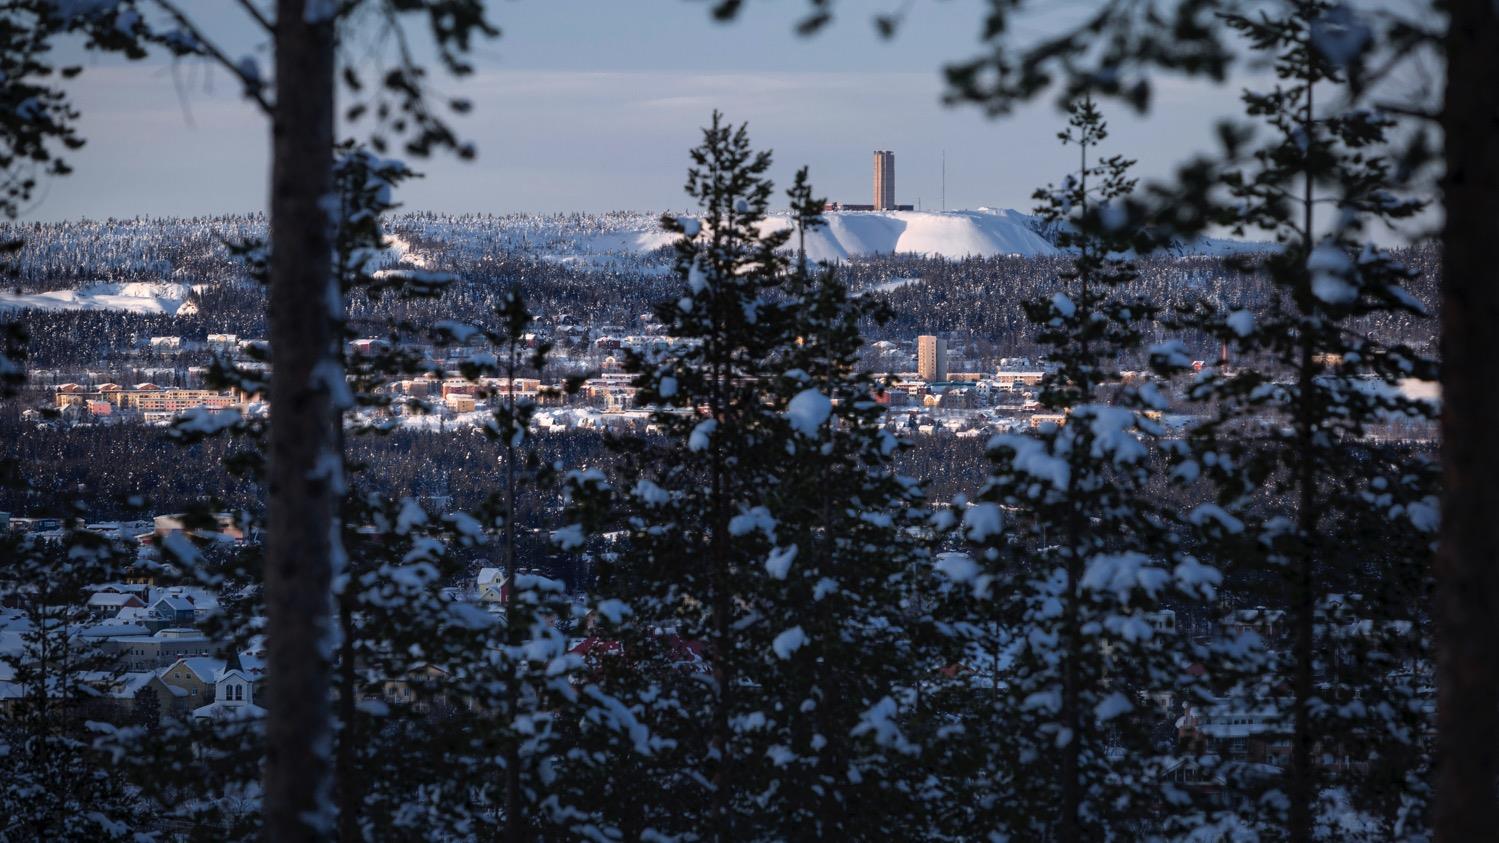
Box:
[392,208,1063,274]
[521,207,1257,263]
[765,208,1056,261]
[0,281,193,315]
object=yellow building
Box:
[445,394,478,413]
[917,335,948,382]
[56,384,249,413]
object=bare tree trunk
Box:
[1436,2,1499,839]
[264,1,338,838]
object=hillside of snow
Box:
[0,281,193,315]
[548,208,1058,264]
[764,208,1057,261]
[482,207,1256,264]
[387,208,1065,275]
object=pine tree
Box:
[0,517,141,839]
[962,98,1222,841]
[322,147,506,840]
[563,112,805,839]
[429,287,604,840]
[285,148,584,839]
[0,5,498,832]
[129,145,597,839]
[724,167,948,838]
[1155,3,1438,837]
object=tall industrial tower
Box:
[873,150,895,210]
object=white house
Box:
[476,567,509,603]
[86,591,145,618]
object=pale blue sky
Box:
[30,2,1265,221]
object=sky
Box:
[28,1,1276,222]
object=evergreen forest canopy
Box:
[1,0,1491,841]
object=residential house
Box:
[1222,607,1286,643]
[1177,698,1292,769]
[113,605,155,625]
[85,591,145,619]
[476,567,509,604]
[380,663,468,713]
[152,512,246,545]
[149,593,196,625]
[160,656,224,709]
[108,671,187,718]
[146,585,220,624]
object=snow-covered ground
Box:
[380,233,434,269]
[868,277,923,293]
[0,281,193,315]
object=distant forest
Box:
[0,412,994,523]
[1,215,1439,368]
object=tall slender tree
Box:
[435,287,604,840]
[0,518,139,839]
[726,168,948,838]
[261,7,340,833]
[0,5,497,833]
[1435,1,1499,838]
[1155,3,1437,837]
[567,113,806,840]
[961,97,1223,841]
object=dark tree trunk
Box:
[1436,2,1499,839]
[710,345,735,843]
[1288,329,1317,843]
[503,353,525,842]
[336,587,360,841]
[264,1,338,839]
